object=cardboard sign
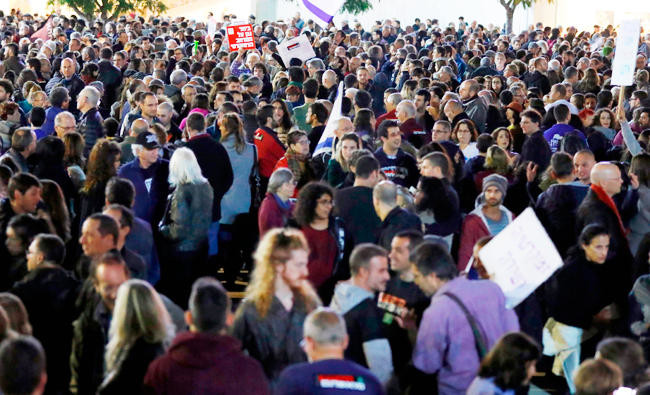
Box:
[478,208,563,308]
[611,19,641,86]
[277,34,317,66]
[226,23,255,52]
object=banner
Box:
[277,34,317,66]
[226,23,255,52]
[478,208,563,308]
[611,19,641,86]
[301,0,346,29]
[31,16,53,42]
[313,82,344,157]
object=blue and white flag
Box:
[313,82,344,157]
[301,0,346,29]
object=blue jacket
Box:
[41,106,64,137]
[118,158,170,225]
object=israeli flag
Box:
[302,0,346,29]
[313,82,344,158]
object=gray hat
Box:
[482,173,508,197]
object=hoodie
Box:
[330,282,394,384]
[144,331,270,394]
[457,204,514,271]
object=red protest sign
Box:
[227,24,255,52]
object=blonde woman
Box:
[324,132,361,188]
[231,228,321,383]
[474,145,513,191]
[99,279,174,394]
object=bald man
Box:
[573,150,596,185]
[396,100,429,148]
[322,70,338,102]
[46,57,85,115]
[458,79,488,133]
[576,162,635,271]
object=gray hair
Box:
[267,168,293,194]
[396,100,416,117]
[157,101,173,113]
[373,180,397,206]
[80,86,100,107]
[168,147,207,187]
[54,111,75,127]
[387,93,402,107]
[170,69,188,86]
[303,307,347,346]
[307,58,325,70]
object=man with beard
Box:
[457,174,514,271]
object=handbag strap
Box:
[443,291,488,360]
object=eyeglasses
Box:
[317,198,334,206]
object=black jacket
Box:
[335,186,382,246]
[576,189,635,295]
[543,249,618,328]
[535,183,589,257]
[521,130,552,171]
[98,60,123,118]
[184,134,234,222]
[11,266,80,395]
[377,207,422,250]
[523,70,551,95]
[77,107,105,156]
[98,337,165,395]
[418,177,462,237]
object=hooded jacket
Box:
[458,204,514,271]
[330,282,394,384]
[144,331,269,395]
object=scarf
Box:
[590,183,627,236]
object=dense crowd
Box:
[0,7,648,395]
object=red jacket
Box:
[457,205,514,271]
[375,109,397,129]
[258,192,294,236]
[144,331,269,395]
[253,127,285,178]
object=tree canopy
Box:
[48,0,167,23]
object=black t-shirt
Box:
[276,359,385,394]
[383,276,431,372]
[334,186,381,247]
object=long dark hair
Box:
[294,181,334,227]
[83,139,121,193]
[478,332,541,390]
[271,99,292,130]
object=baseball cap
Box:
[136,131,161,149]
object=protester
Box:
[0,10,648,394]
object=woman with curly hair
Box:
[592,108,618,141]
[293,182,348,303]
[231,228,320,383]
[78,139,121,227]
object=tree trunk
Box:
[505,7,514,34]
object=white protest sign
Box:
[611,19,641,86]
[277,34,317,67]
[478,207,563,309]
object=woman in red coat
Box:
[258,168,296,236]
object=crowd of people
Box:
[0,6,648,395]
